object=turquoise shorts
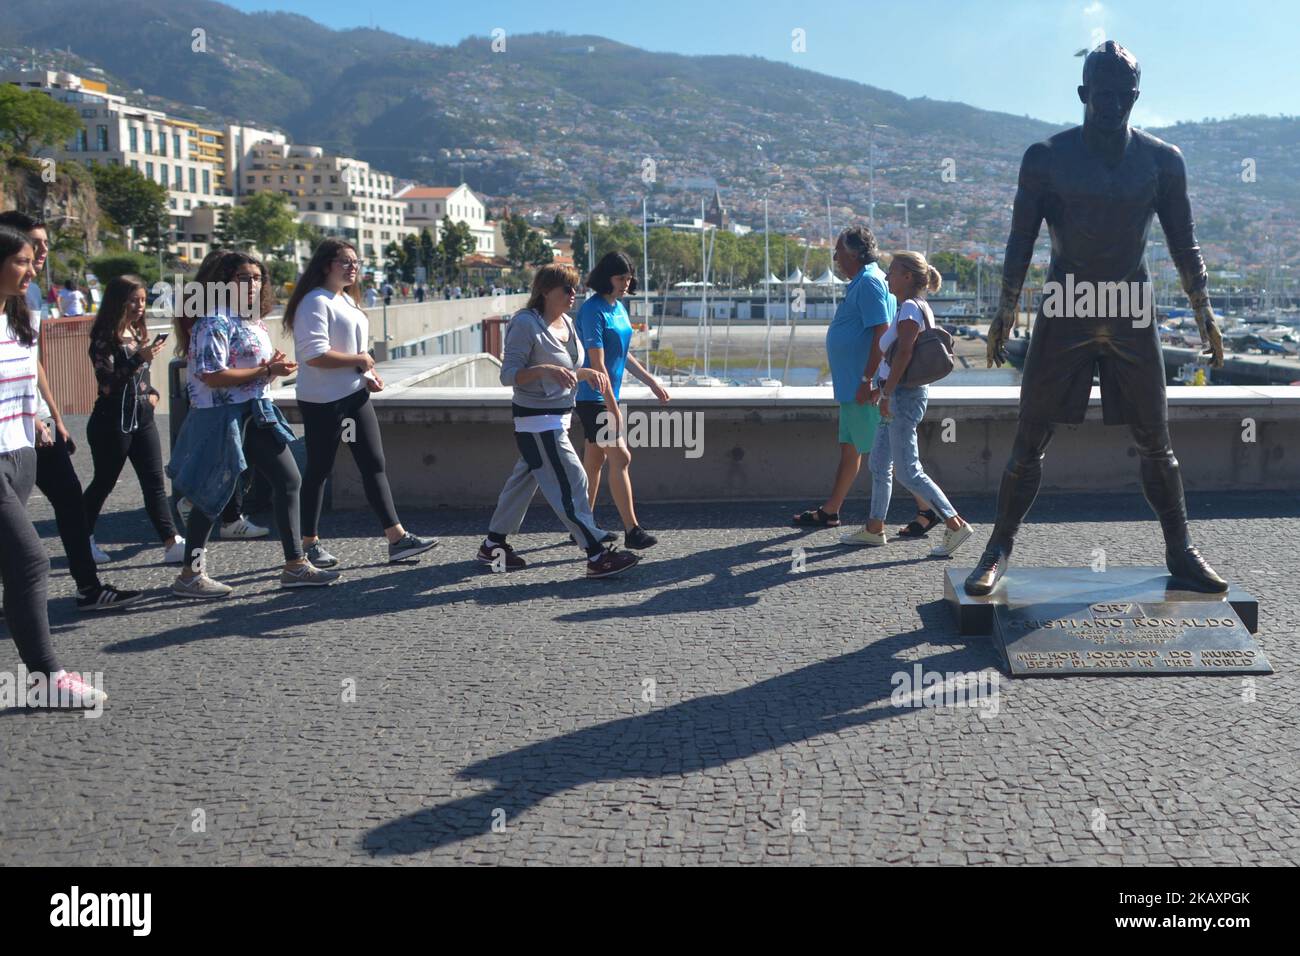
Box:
[838,401,881,453]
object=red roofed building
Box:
[394,183,495,256]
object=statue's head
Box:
[1077,41,1141,132]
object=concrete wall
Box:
[273,382,1300,509]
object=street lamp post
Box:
[893,197,925,250]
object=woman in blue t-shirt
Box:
[574,252,670,550]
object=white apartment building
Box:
[394,184,495,256]
[244,142,414,267]
[226,124,288,199]
[4,70,285,264]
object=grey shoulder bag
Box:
[888,300,954,387]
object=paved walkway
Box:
[1,416,1297,864]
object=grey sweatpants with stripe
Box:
[489,428,609,554]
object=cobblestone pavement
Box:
[1,417,1297,865]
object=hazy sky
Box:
[225,0,1297,127]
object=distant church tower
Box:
[705,188,727,230]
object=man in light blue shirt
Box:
[26,269,44,318]
[793,225,895,528]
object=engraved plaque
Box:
[993,600,1272,677]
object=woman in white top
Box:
[841,251,974,556]
[57,279,86,317]
[0,226,106,708]
[283,238,437,568]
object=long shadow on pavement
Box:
[360,597,995,857]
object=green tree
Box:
[929,251,976,291]
[383,241,405,282]
[90,162,169,253]
[549,213,566,238]
[266,256,297,292]
[224,192,299,255]
[594,220,642,265]
[419,227,437,278]
[437,216,475,282]
[399,233,420,283]
[503,215,552,269]
[571,222,588,274]
[298,221,327,257]
[89,251,160,287]
[0,85,82,155]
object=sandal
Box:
[896,509,941,539]
[793,507,841,528]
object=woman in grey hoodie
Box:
[476,264,640,579]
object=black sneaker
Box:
[76,583,144,612]
[389,532,439,563]
[623,526,658,550]
[585,546,640,579]
[477,541,526,571]
[305,541,339,568]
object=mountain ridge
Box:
[1,0,1295,266]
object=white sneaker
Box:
[840,526,888,547]
[88,535,111,563]
[171,572,233,599]
[220,515,269,539]
[931,522,975,558]
[163,537,187,564]
[48,670,108,709]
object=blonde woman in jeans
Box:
[841,251,975,557]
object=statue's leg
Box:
[963,418,1055,596]
[1130,422,1227,592]
[1130,422,1188,548]
[992,418,1056,547]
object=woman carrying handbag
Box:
[840,251,975,557]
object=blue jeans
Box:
[868,384,956,523]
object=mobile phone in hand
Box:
[152,332,169,346]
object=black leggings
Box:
[83,401,177,542]
[183,422,303,568]
[0,447,58,675]
[299,388,399,537]
[35,431,100,592]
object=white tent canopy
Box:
[783,267,805,284]
[761,273,783,285]
[812,269,845,285]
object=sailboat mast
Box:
[764,198,770,362]
[642,196,650,368]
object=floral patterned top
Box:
[187,311,274,408]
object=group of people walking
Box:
[794,224,974,556]
[2,208,964,709]
[0,217,439,707]
[476,252,665,579]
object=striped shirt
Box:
[0,309,39,453]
